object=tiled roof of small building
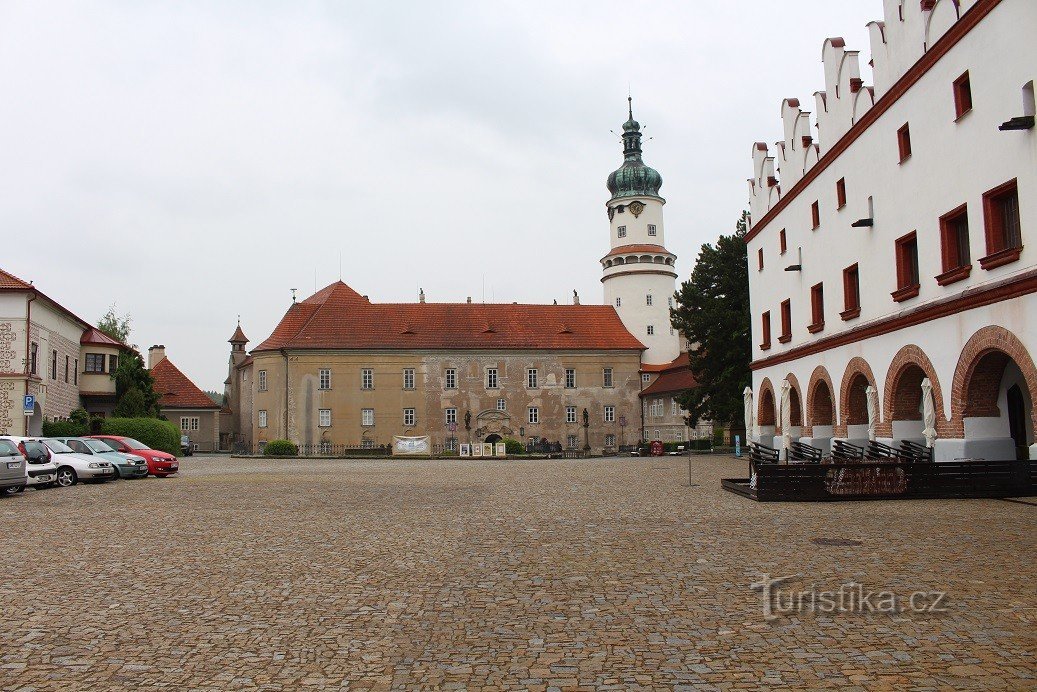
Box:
[640,353,697,397]
[151,357,221,409]
[81,327,132,350]
[0,268,33,289]
[254,281,646,353]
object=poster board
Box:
[392,436,431,456]
[459,444,471,457]
[495,442,506,457]
[482,443,493,457]
[472,443,482,457]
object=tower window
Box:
[779,229,787,255]
[615,297,621,307]
[646,294,653,306]
[836,178,846,209]
[953,71,972,119]
[647,325,655,336]
[647,224,657,236]
[811,201,820,229]
[617,225,627,238]
[897,123,912,162]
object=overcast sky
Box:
[0,1,878,391]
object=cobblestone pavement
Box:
[0,455,1034,690]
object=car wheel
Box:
[111,467,121,480]
[56,467,77,487]
[3,485,24,495]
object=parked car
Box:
[52,437,149,479]
[180,435,194,457]
[0,439,27,495]
[89,435,179,476]
[0,436,59,489]
[40,438,116,486]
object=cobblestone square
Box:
[0,455,1034,690]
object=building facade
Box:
[746,0,1035,460]
[149,346,221,452]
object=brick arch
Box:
[778,373,803,433]
[880,345,949,438]
[758,378,776,427]
[950,326,1037,438]
[837,357,878,437]
[806,365,836,433]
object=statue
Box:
[464,410,472,431]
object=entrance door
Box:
[485,434,502,445]
[1006,385,1029,460]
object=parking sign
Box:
[23,394,35,416]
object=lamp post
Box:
[582,408,591,451]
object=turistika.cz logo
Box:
[751,573,949,621]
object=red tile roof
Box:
[254,282,646,353]
[151,357,221,409]
[601,244,672,260]
[229,324,248,343]
[0,268,33,289]
[80,326,132,350]
[640,352,698,397]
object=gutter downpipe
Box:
[24,290,37,436]
[281,348,290,441]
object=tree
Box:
[669,210,752,428]
[113,388,149,418]
[98,304,132,344]
[204,390,224,406]
[113,351,161,417]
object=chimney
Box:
[148,345,166,370]
[572,290,580,305]
[419,288,425,304]
[466,296,472,304]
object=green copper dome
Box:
[607,97,663,200]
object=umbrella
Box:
[921,377,937,448]
[866,385,878,442]
[780,379,792,457]
[743,387,755,444]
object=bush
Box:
[712,427,726,446]
[99,417,181,455]
[113,388,149,418]
[263,439,298,456]
[503,437,524,454]
[42,420,88,437]
[69,408,90,428]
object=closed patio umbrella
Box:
[866,385,878,442]
[780,379,792,458]
[743,387,755,444]
[921,377,937,448]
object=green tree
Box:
[113,351,161,417]
[113,388,149,418]
[669,210,752,428]
[97,304,132,344]
[204,390,224,406]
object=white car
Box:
[41,438,115,487]
[0,436,59,490]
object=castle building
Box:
[224,102,695,451]
[745,0,1035,460]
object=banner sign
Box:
[392,436,431,456]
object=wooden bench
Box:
[789,441,823,464]
[831,439,865,461]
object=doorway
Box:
[1006,384,1029,460]
[485,434,502,445]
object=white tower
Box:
[601,98,680,365]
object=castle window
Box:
[811,200,820,229]
[109,354,119,372]
[615,297,621,307]
[605,434,616,447]
[85,353,104,374]
[445,408,457,425]
[64,355,69,383]
[526,368,538,389]
[808,283,824,333]
[566,406,577,423]
[617,225,627,238]
[318,368,331,390]
[668,297,673,308]
[528,407,540,424]
[361,408,374,426]
[259,370,268,391]
[567,434,579,449]
[361,369,374,390]
[318,409,332,427]
[258,410,268,428]
[647,325,655,336]
[604,405,615,422]
[642,373,651,384]
[893,232,920,301]
[980,179,1022,269]
[565,368,576,389]
[779,229,787,255]
[403,408,415,427]
[953,71,972,119]
[779,300,792,343]
[486,368,499,389]
[842,264,861,320]
[603,368,614,388]
[51,350,57,380]
[646,294,653,306]
[403,368,415,390]
[445,368,457,389]
[647,224,657,236]
[497,398,506,411]
[836,178,846,209]
[937,204,971,285]
[760,311,771,351]
[758,248,764,270]
[897,123,912,162]
[73,359,78,385]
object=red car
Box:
[89,435,179,477]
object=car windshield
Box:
[43,439,74,454]
[81,439,114,453]
[23,441,47,457]
[0,440,18,456]
[119,438,150,450]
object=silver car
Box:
[0,437,59,489]
[0,439,27,495]
[57,437,149,479]
[40,438,115,486]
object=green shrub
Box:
[263,439,298,456]
[69,408,90,428]
[99,417,181,455]
[42,420,88,437]
[503,437,524,454]
[712,427,726,446]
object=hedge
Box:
[99,417,181,455]
[263,439,299,456]
[503,437,524,454]
[42,420,88,437]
